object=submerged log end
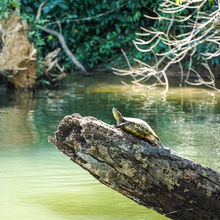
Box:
[48,113,220,220]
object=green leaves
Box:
[2,0,218,77]
[208,0,214,6]
[19,0,158,71]
[175,0,182,4]
[0,0,20,19]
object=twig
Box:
[44,3,126,26]
[36,2,46,20]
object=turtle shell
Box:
[121,117,160,145]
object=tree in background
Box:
[114,0,220,92]
[21,0,155,70]
[1,0,158,87]
[1,0,219,89]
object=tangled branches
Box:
[113,0,220,92]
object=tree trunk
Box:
[0,13,37,89]
[48,113,220,220]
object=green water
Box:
[0,74,220,220]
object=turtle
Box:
[112,107,160,146]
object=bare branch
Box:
[36,2,46,20]
[38,26,88,75]
[44,3,126,26]
[113,0,220,92]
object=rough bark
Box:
[48,113,220,220]
[38,48,66,87]
[0,13,36,89]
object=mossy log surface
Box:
[48,113,220,220]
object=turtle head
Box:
[112,107,123,125]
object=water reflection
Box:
[0,75,219,220]
[30,182,168,220]
[0,95,39,147]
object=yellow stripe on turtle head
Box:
[112,107,123,125]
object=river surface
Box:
[0,74,220,220]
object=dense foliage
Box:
[20,0,162,70]
[0,0,218,79]
[1,0,163,71]
[0,0,19,19]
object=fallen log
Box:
[48,113,220,220]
